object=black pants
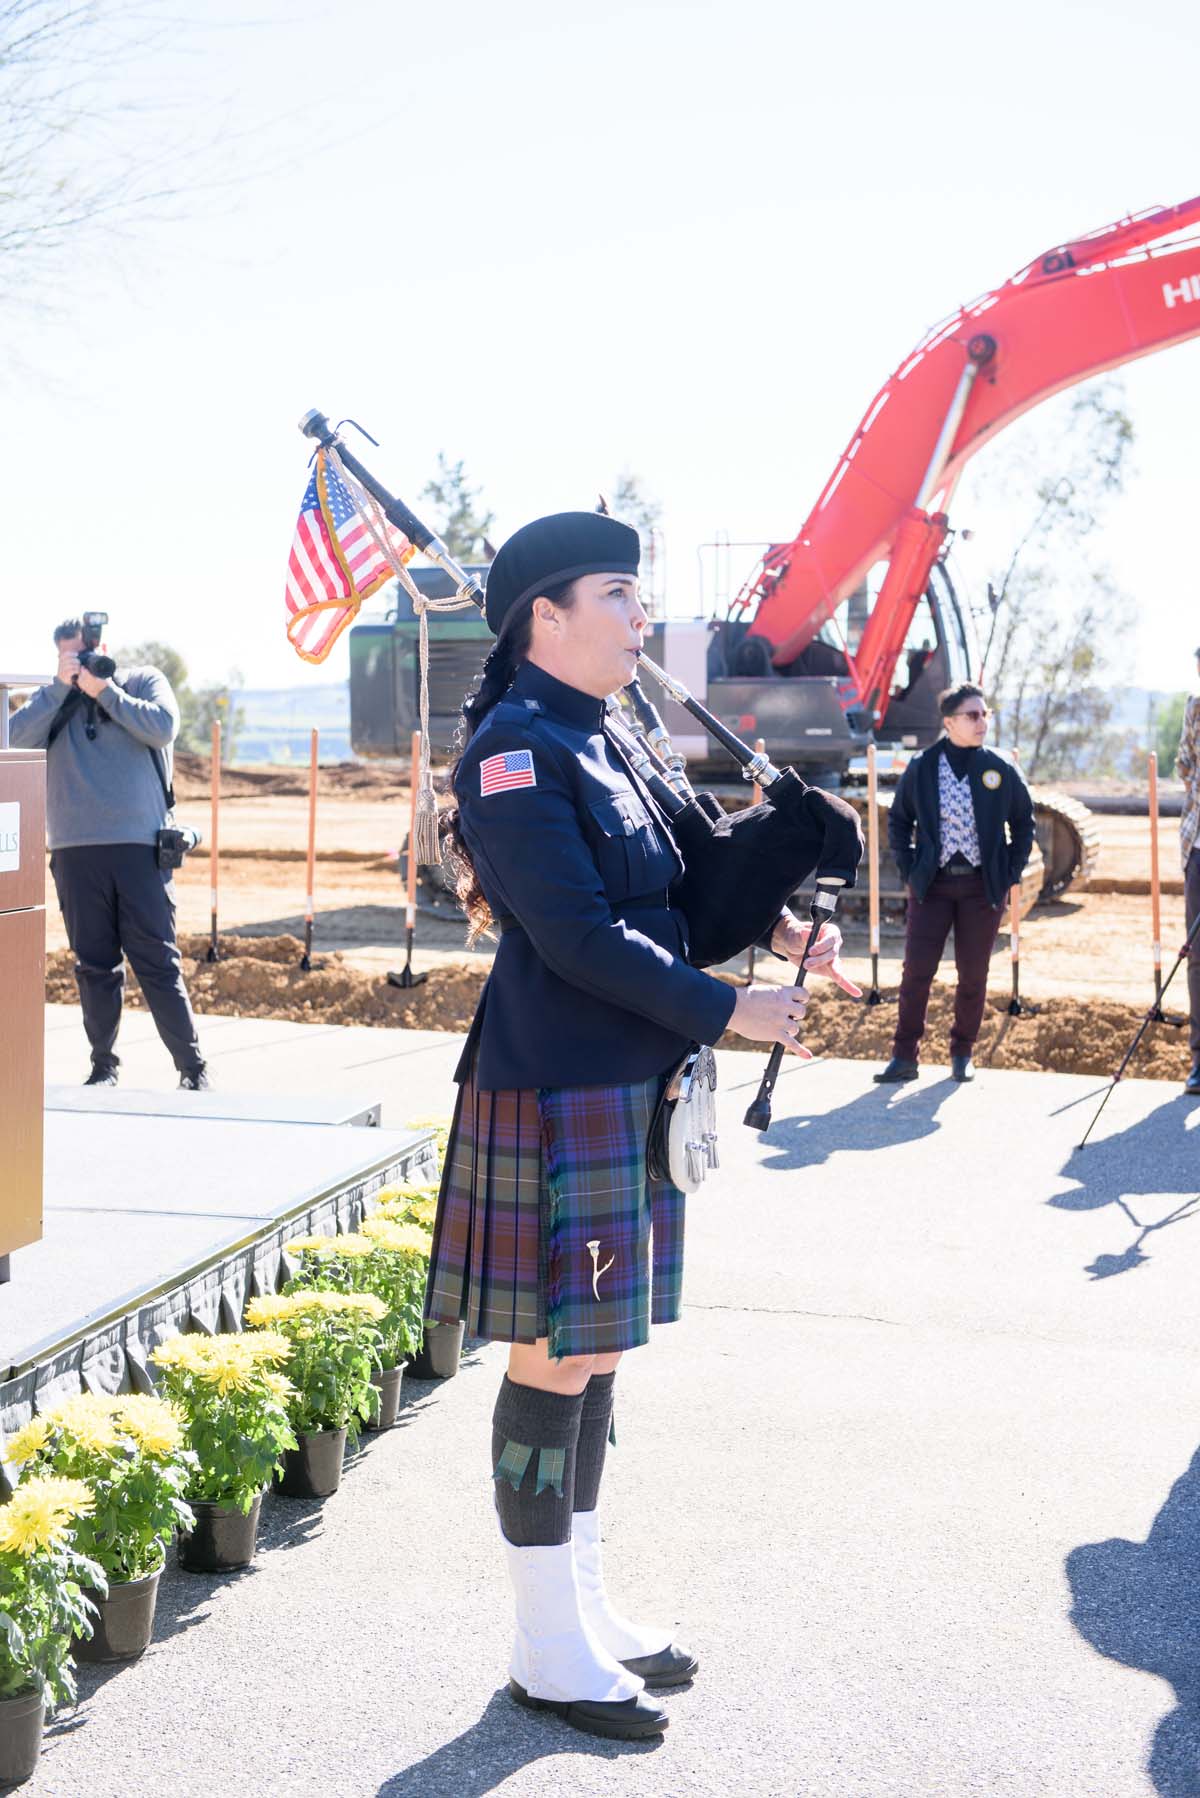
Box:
[50,843,204,1076]
[893,869,1003,1060]
[1186,848,1200,1059]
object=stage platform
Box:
[44,1083,383,1128]
[3,1112,431,1372]
[0,1008,450,1440]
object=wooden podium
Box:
[0,749,46,1282]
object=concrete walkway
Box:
[29,1009,1200,1797]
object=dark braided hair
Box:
[443,581,576,943]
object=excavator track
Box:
[1028,787,1101,898]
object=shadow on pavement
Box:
[50,1556,243,1720]
[756,1076,962,1172]
[1052,1097,1200,1279]
[1067,1445,1200,1796]
[376,1687,661,1795]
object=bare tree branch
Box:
[969,378,1136,777]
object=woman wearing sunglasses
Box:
[877,681,1034,1083]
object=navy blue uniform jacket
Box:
[453,663,737,1090]
[888,740,1035,908]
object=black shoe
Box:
[621,1643,698,1688]
[508,1678,668,1739]
[178,1067,211,1092]
[1185,1063,1200,1096]
[873,1057,919,1084]
[951,1055,976,1082]
[84,1065,118,1087]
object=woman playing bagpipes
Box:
[424,510,860,1741]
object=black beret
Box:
[484,511,640,636]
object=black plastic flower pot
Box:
[74,1567,161,1664]
[408,1321,464,1381]
[275,1426,347,1499]
[0,1689,45,1786]
[177,1489,264,1574]
[363,1364,404,1432]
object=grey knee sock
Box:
[573,1372,615,1514]
[491,1376,584,1547]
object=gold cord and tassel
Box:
[328,446,478,868]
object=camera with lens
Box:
[156,824,202,872]
[77,611,116,681]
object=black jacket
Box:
[453,662,737,1090]
[888,741,1035,908]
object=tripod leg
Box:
[1078,907,1200,1146]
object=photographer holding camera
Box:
[10,614,209,1090]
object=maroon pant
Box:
[893,870,1003,1061]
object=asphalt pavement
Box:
[27,1008,1200,1797]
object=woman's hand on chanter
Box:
[771,916,862,999]
[728,982,814,1058]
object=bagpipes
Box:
[295,410,864,1131]
[603,670,860,1130]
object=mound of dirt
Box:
[44,936,1192,1081]
[173,753,413,804]
[45,934,483,1033]
[724,984,1192,1081]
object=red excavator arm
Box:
[743,196,1200,721]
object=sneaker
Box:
[84,1065,119,1087]
[178,1067,211,1092]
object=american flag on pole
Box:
[284,449,415,664]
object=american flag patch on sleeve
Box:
[480,749,537,796]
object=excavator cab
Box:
[686,559,976,783]
[876,562,974,749]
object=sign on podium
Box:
[0,748,46,1281]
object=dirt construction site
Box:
[43,753,1196,1083]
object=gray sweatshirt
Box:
[8,668,179,850]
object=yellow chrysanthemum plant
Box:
[7,1393,197,1589]
[371,1183,440,1232]
[373,1192,438,1234]
[150,1332,299,1514]
[283,1225,430,1375]
[0,1473,103,1710]
[244,1291,385,1444]
[404,1114,452,1156]
[355,1218,431,1368]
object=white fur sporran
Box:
[648,1046,719,1192]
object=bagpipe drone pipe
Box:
[604,675,863,969]
[294,407,864,977]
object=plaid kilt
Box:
[424,1063,686,1359]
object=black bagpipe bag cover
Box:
[671,768,864,970]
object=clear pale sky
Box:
[4,0,1198,695]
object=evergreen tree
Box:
[420,454,495,563]
[114,639,244,759]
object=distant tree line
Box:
[115,640,244,761]
[418,455,663,607]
